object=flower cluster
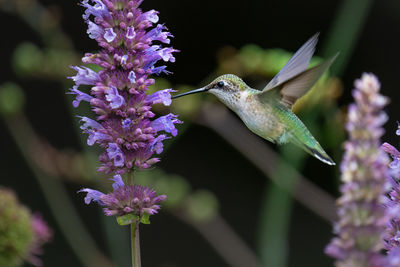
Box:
[80,175,166,218]
[0,187,52,267]
[325,73,391,266]
[382,124,400,253]
[69,0,181,174]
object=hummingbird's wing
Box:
[257,53,339,108]
[262,33,319,92]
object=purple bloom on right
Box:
[381,122,400,254]
[325,73,391,266]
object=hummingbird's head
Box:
[172,74,247,101]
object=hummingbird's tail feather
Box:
[288,133,336,166]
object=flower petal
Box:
[111,174,125,189]
[104,28,117,43]
[151,113,182,136]
[79,188,105,205]
[105,86,125,109]
[146,89,174,106]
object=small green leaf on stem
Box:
[140,214,151,225]
[116,214,138,226]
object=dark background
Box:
[1,0,400,266]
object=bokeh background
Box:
[1,0,400,266]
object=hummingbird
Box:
[172,33,338,165]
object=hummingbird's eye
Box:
[216,81,225,88]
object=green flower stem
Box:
[322,0,373,76]
[126,171,141,267]
[131,223,141,267]
[257,145,306,267]
[177,213,261,267]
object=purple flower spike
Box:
[79,176,166,221]
[326,73,391,265]
[69,0,181,173]
[382,127,400,252]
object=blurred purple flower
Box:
[27,213,53,267]
[68,0,181,174]
[325,73,391,265]
[79,175,166,218]
[381,124,400,255]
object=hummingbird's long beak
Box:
[172,87,208,99]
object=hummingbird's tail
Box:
[287,131,336,166]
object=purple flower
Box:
[144,24,172,44]
[105,86,124,109]
[150,134,168,154]
[122,118,132,131]
[79,188,104,205]
[126,26,136,39]
[69,66,100,87]
[81,0,110,20]
[151,113,182,136]
[396,122,400,136]
[146,89,175,106]
[104,28,116,42]
[151,66,171,75]
[388,248,400,266]
[69,0,181,173]
[28,214,53,267]
[325,73,391,265]
[128,71,136,84]
[68,88,93,108]
[79,175,166,218]
[139,10,159,24]
[107,143,125,167]
[87,20,103,39]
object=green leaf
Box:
[116,214,138,226]
[140,214,151,225]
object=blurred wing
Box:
[258,53,339,108]
[262,33,319,92]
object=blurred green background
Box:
[1,0,400,266]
